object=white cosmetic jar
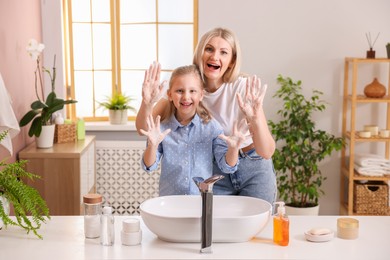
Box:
[121,230,142,246]
[358,131,371,138]
[121,218,142,246]
[379,129,390,138]
[364,125,379,136]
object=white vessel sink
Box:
[140,195,272,243]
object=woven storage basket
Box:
[353,181,388,215]
[54,124,76,143]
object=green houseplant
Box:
[19,39,77,138]
[268,75,344,208]
[0,130,50,239]
[97,93,136,124]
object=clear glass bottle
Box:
[101,206,115,246]
[83,194,103,238]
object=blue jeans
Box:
[213,148,277,205]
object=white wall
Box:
[199,0,390,214]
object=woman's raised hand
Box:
[140,115,171,147]
[142,62,166,106]
[236,75,267,119]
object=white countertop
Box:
[0,215,389,260]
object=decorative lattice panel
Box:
[96,141,160,215]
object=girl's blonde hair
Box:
[161,65,212,123]
[193,27,242,84]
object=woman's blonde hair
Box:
[193,27,242,84]
[161,65,212,123]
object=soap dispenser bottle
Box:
[273,201,289,246]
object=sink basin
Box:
[140,195,272,243]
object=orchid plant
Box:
[19,39,77,137]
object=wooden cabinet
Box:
[340,57,390,215]
[19,136,96,215]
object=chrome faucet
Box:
[192,175,224,253]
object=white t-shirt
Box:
[202,77,252,149]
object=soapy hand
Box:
[140,115,171,147]
[218,119,247,149]
[236,75,267,119]
[142,62,167,106]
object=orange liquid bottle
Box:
[273,202,289,246]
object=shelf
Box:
[345,57,390,63]
[341,166,390,181]
[340,57,390,216]
[346,95,390,103]
[344,132,390,142]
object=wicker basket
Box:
[54,124,76,143]
[353,181,389,215]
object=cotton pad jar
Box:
[121,218,142,246]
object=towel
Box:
[354,163,390,176]
[354,153,390,167]
[0,72,20,155]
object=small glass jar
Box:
[337,217,359,239]
[83,193,103,238]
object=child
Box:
[140,64,246,196]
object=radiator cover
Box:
[96,141,160,215]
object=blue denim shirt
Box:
[142,114,238,196]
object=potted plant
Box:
[0,130,50,239]
[386,43,390,59]
[97,93,136,124]
[19,39,77,147]
[268,75,344,214]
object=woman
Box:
[136,28,276,204]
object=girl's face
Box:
[167,73,204,124]
[202,36,233,85]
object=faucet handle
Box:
[193,175,224,193]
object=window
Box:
[63,0,198,121]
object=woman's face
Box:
[202,36,233,85]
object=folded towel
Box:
[354,153,390,167]
[0,73,20,155]
[354,163,390,176]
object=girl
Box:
[140,65,246,196]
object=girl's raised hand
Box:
[140,115,171,147]
[142,62,166,106]
[218,119,247,149]
[236,75,267,119]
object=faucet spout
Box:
[192,175,224,253]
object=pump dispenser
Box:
[273,201,289,246]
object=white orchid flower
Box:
[26,38,45,61]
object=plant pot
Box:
[0,195,10,229]
[35,125,55,148]
[285,204,319,216]
[109,110,128,125]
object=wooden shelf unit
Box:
[18,136,96,215]
[340,57,390,215]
